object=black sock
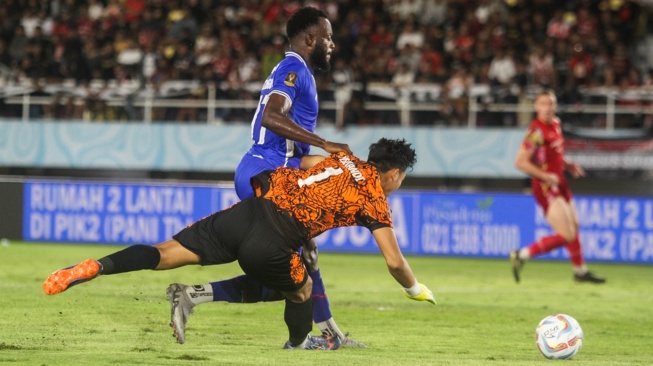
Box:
[285,298,313,347]
[97,245,161,275]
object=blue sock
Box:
[309,269,332,323]
[210,275,283,303]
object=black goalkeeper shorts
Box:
[173,198,308,293]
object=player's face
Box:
[310,18,335,72]
[534,94,557,123]
[381,169,407,196]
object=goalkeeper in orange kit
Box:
[43,138,436,350]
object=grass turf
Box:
[0,241,652,365]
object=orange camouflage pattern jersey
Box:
[262,151,393,239]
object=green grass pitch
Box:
[1,241,652,365]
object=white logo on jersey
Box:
[298,167,344,187]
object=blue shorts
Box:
[234,152,301,200]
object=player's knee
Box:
[285,275,312,303]
[302,241,319,272]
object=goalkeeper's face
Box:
[380,169,407,196]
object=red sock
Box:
[565,236,585,267]
[527,234,569,257]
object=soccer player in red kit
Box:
[511,90,605,284]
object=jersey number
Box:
[298,167,343,188]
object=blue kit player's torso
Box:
[234,51,318,199]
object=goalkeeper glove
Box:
[402,283,436,305]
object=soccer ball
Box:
[535,314,583,359]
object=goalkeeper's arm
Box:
[372,227,436,305]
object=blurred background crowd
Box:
[0,0,652,127]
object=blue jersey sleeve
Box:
[247,52,317,161]
[269,59,309,107]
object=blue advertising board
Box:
[315,191,534,259]
[23,180,653,264]
[23,180,239,245]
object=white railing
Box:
[2,79,653,129]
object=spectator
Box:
[609,43,632,82]
[117,36,142,65]
[391,0,422,21]
[0,39,11,70]
[568,43,593,88]
[443,66,473,126]
[369,23,395,48]
[9,26,29,65]
[20,9,40,38]
[167,7,198,41]
[575,7,597,38]
[392,62,416,91]
[419,0,447,26]
[396,20,424,51]
[87,0,105,21]
[417,42,444,82]
[547,9,571,41]
[529,45,555,88]
[488,48,517,86]
[195,24,218,66]
[171,42,195,80]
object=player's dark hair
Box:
[367,138,417,173]
[286,7,328,40]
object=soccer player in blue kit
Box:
[165,7,363,346]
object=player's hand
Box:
[402,283,437,305]
[323,141,353,155]
[566,163,585,178]
[542,172,559,187]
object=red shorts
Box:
[531,177,572,214]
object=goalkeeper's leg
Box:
[303,239,366,348]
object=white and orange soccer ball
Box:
[535,314,583,359]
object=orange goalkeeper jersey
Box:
[258,151,393,240]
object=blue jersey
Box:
[248,51,318,162]
[234,51,318,200]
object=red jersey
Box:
[521,117,565,177]
[259,152,393,240]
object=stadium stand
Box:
[0,0,652,128]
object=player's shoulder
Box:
[526,119,545,133]
[274,54,311,88]
[329,151,364,164]
[277,52,310,74]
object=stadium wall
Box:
[1,120,651,263]
[0,120,524,177]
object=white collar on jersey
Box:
[285,51,309,69]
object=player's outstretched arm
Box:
[261,94,352,154]
[372,227,436,305]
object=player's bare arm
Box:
[261,93,352,155]
[372,227,436,305]
[514,145,559,186]
[300,155,326,170]
[372,227,416,288]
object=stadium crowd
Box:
[0,0,652,126]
